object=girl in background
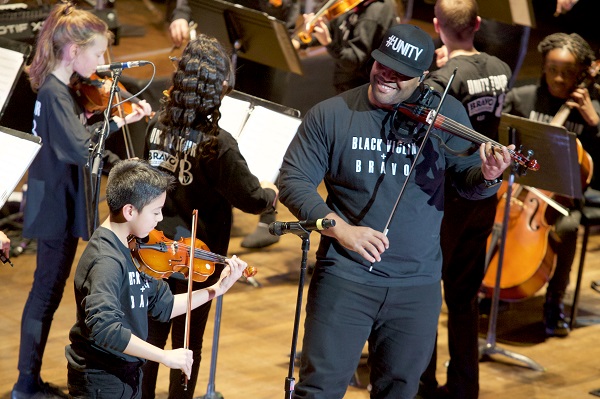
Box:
[142,34,278,399]
[12,3,151,398]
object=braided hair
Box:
[538,32,595,79]
[158,34,235,160]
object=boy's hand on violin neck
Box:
[479,142,514,180]
[161,348,193,378]
[215,255,247,295]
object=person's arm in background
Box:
[170,0,192,47]
[0,231,9,259]
[555,0,579,16]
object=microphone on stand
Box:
[96,60,151,73]
[268,218,335,236]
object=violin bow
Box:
[182,209,199,390]
[380,69,458,237]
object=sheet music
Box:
[509,0,534,27]
[0,127,42,208]
[236,106,301,183]
[0,47,27,116]
[218,95,252,139]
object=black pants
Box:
[16,236,79,391]
[293,270,441,399]
[68,363,143,399]
[421,191,497,399]
[141,276,213,399]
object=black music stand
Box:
[195,91,300,399]
[0,37,31,121]
[188,0,303,75]
[481,113,580,371]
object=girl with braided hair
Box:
[504,32,600,337]
[12,3,151,398]
[141,34,278,399]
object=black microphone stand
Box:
[479,141,544,371]
[88,68,123,230]
[284,227,311,399]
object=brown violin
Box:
[72,73,140,116]
[128,229,257,282]
[293,0,366,44]
[395,103,540,172]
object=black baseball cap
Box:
[371,24,435,77]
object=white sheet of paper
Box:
[0,47,26,115]
[236,106,301,183]
[509,0,534,27]
[218,95,252,139]
[0,129,41,208]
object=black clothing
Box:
[278,83,499,398]
[145,116,276,256]
[172,0,299,103]
[66,227,174,368]
[66,227,174,397]
[142,115,276,399]
[421,53,511,399]
[504,83,600,306]
[504,83,600,190]
[325,0,398,93]
[172,0,299,31]
[23,74,116,240]
[15,73,118,396]
[280,84,494,287]
[426,53,512,141]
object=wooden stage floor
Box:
[1,0,600,398]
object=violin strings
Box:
[175,242,228,263]
[408,106,530,167]
[437,116,523,161]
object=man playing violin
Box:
[65,159,248,399]
[278,23,514,399]
[503,32,600,337]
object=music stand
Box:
[0,37,32,121]
[188,0,303,75]
[481,113,580,371]
[478,0,536,28]
[0,125,41,209]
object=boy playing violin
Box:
[65,159,248,399]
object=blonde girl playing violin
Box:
[65,158,247,399]
[12,3,151,398]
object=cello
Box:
[481,183,563,300]
[481,61,599,300]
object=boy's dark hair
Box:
[106,159,174,214]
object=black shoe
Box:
[543,302,570,337]
[11,382,69,399]
[240,223,279,248]
[415,382,452,399]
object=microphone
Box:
[96,60,150,73]
[269,218,335,236]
